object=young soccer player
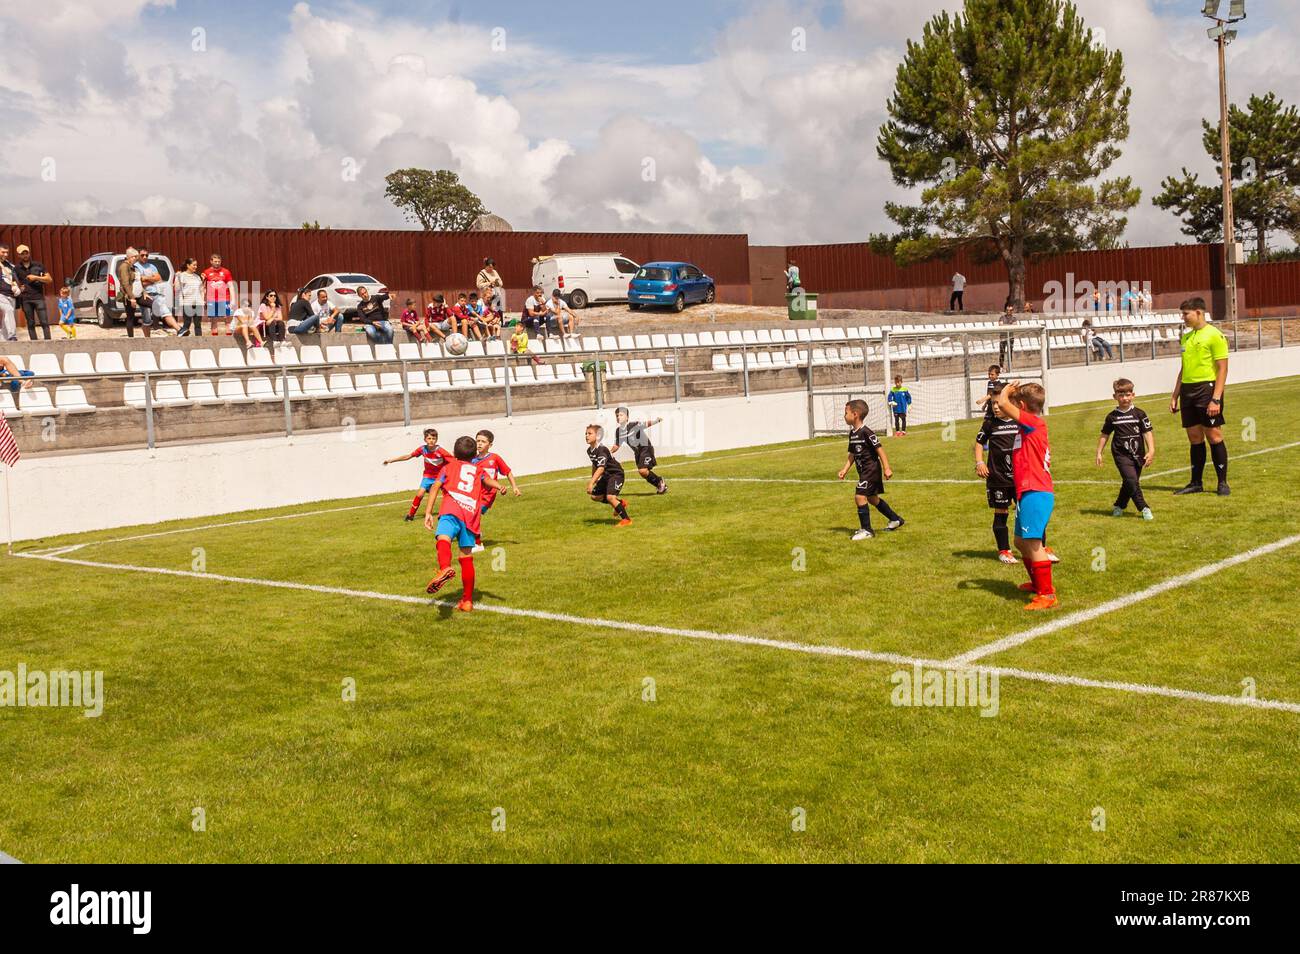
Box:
[977,364,1006,415]
[586,425,631,526]
[423,435,504,611]
[57,285,77,338]
[887,375,912,435]
[471,429,522,552]
[994,382,1057,610]
[1097,378,1155,520]
[609,407,667,494]
[975,404,1020,563]
[399,298,428,342]
[382,427,451,521]
[836,399,904,540]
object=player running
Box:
[382,427,450,521]
[1097,378,1155,520]
[837,399,904,540]
[609,407,668,494]
[586,425,632,526]
[424,435,504,611]
[471,429,521,552]
[993,382,1057,610]
[975,404,1020,563]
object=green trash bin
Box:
[786,290,818,320]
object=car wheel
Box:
[704,284,716,304]
[96,302,113,328]
[672,294,686,313]
[629,303,642,311]
[568,289,588,309]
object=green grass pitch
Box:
[2,376,1299,862]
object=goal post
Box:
[807,324,1048,438]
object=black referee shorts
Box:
[1180,382,1225,429]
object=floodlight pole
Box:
[1216,25,1238,324]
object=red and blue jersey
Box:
[1012,411,1053,497]
[414,443,450,480]
[436,459,489,534]
[472,452,511,507]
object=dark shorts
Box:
[986,482,1015,510]
[633,447,658,471]
[1180,382,1224,429]
[855,473,884,498]
[592,473,625,498]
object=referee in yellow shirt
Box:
[1170,297,1230,496]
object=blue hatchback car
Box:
[627,261,716,312]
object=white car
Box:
[531,253,639,309]
[298,272,390,319]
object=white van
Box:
[531,253,640,309]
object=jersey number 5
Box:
[456,465,478,494]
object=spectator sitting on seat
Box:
[547,289,580,340]
[509,324,543,366]
[287,288,313,333]
[231,299,262,348]
[356,285,393,344]
[259,290,287,349]
[424,294,453,340]
[137,249,182,335]
[453,292,484,341]
[399,298,429,343]
[470,292,500,340]
[1081,318,1113,360]
[521,285,551,335]
[1,355,35,392]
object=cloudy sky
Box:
[1,0,1296,247]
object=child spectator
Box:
[887,375,912,435]
[399,298,428,342]
[57,285,77,339]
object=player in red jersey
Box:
[382,427,450,521]
[423,435,504,611]
[994,381,1058,610]
[471,429,521,552]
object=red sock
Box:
[459,556,475,599]
[409,493,422,516]
[1031,561,1055,595]
[1023,558,1035,591]
[436,539,452,570]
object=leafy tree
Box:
[301,220,328,230]
[876,0,1140,306]
[1152,92,1300,260]
[383,168,488,232]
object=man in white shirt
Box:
[546,290,580,339]
[950,272,966,311]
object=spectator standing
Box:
[116,247,147,337]
[785,260,801,293]
[0,245,19,341]
[202,253,235,336]
[998,301,1018,367]
[476,258,504,314]
[57,285,77,339]
[356,286,392,344]
[950,272,966,311]
[174,258,205,336]
[14,244,53,340]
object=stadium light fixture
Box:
[1201,1,1221,16]
[1228,1,1246,21]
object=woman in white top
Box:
[174,257,205,336]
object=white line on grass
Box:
[0,850,21,864]
[948,532,1300,666]
[16,550,1300,716]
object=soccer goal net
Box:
[808,324,1047,437]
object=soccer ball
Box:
[444,333,469,356]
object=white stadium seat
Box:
[18,386,55,415]
[216,378,253,403]
[327,372,356,395]
[127,352,159,373]
[54,384,95,413]
[218,348,247,369]
[246,376,278,402]
[158,350,188,372]
[28,353,61,376]
[188,349,218,371]
[186,379,221,405]
[153,379,191,407]
[63,353,95,376]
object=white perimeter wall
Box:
[1,390,812,543]
[4,346,1296,543]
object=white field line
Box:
[15,550,1300,716]
[948,532,1300,666]
[1144,440,1300,480]
[0,850,21,864]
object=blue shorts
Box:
[420,476,437,492]
[435,514,477,549]
[1014,490,1054,541]
[207,301,232,318]
[5,369,34,393]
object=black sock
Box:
[857,505,872,531]
[644,471,664,489]
[613,500,628,519]
[993,513,1010,551]
[1210,441,1228,482]
[1190,443,1207,484]
[874,500,901,522]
